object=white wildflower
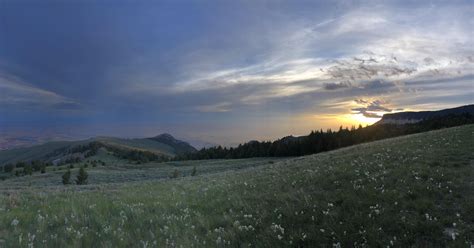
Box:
[11,219,19,227]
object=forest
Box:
[177,113,474,160]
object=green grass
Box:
[0,125,473,247]
[0,156,284,192]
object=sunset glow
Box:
[0,0,472,146]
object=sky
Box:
[0,0,473,146]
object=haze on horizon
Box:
[0,0,473,146]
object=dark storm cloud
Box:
[323,81,352,90]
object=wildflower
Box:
[11,219,19,227]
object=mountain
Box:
[377,104,474,124]
[148,133,197,155]
[0,134,196,165]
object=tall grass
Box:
[0,125,473,247]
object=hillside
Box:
[0,140,90,165]
[147,133,197,154]
[377,104,474,124]
[0,134,196,165]
[0,124,472,246]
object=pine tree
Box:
[75,167,88,185]
[62,170,71,185]
[23,165,33,176]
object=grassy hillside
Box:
[0,135,195,165]
[94,137,176,157]
[0,140,88,165]
[0,125,473,247]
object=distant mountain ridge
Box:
[377,104,474,124]
[148,133,197,154]
[0,133,197,165]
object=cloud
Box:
[1,1,472,145]
[108,1,472,122]
[323,81,352,90]
[0,72,80,110]
[196,102,232,113]
[351,99,398,118]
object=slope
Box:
[0,134,196,165]
[0,124,473,247]
[378,104,474,124]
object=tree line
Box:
[177,113,474,160]
[2,160,51,175]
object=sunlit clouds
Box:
[0,1,472,145]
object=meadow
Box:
[0,125,473,247]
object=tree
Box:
[31,160,43,172]
[23,165,33,176]
[3,163,15,173]
[75,167,88,185]
[62,170,71,185]
[16,161,27,168]
[191,166,197,176]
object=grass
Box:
[0,125,473,247]
[0,156,285,192]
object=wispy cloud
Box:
[0,72,80,110]
[196,102,232,113]
[159,4,472,115]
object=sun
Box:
[337,113,382,127]
[350,113,382,126]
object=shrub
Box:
[62,170,71,185]
[76,167,88,185]
[3,163,15,173]
[191,166,197,176]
